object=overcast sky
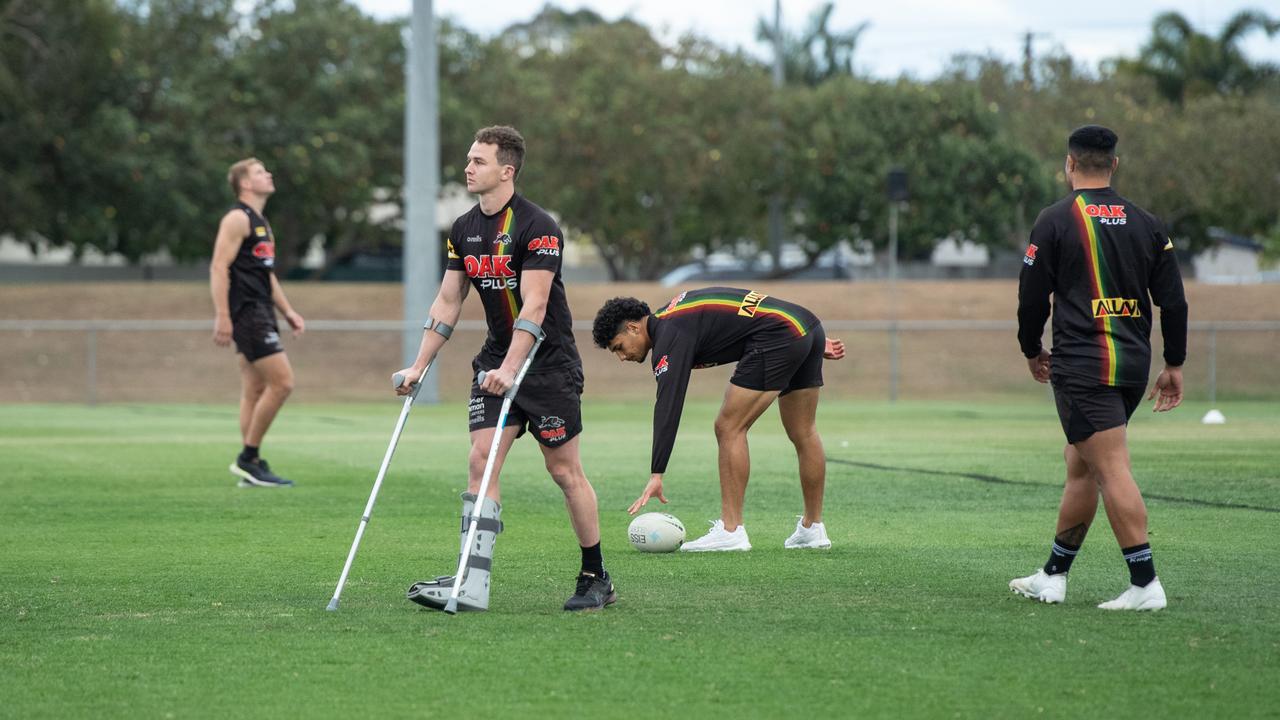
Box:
[351,1,1280,78]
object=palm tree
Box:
[1121,10,1279,104]
[756,1,869,86]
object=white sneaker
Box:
[680,520,751,552]
[784,518,831,549]
[1098,577,1167,611]
[1009,569,1067,603]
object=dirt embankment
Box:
[2,281,1276,403]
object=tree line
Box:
[2,1,1277,279]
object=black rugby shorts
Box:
[730,323,826,395]
[232,302,285,362]
[1051,374,1145,444]
[468,361,584,448]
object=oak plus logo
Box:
[528,235,560,256]
[464,254,517,290]
[654,355,669,378]
[1023,243,1038,267]
[252,240,275,268]
[1083,203,1127,226]
[1092,297,1140,318]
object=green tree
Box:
[783,78,1054,261]
[216,0,407,273]
[108,0,241,263]
[756,1,869,86]
[447,19,776,280]
[1118,10,1279,104]
[0,0,133,255]
[943,49,1280,253]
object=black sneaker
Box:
[229,456,294,488]
[563,570,616,611]
[255,458,293,483]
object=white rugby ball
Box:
[628,512,685,553]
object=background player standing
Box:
[395,126,614,612]
[210,158,304,488]
[592,289,846,551]
[1011,125,1188,611]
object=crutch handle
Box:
[476,370,487,386]
[393,372,407,389]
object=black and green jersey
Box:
[646,287,820,473]
[1017,187,1188,387]
[445,194,580,374]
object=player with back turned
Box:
[1011,125,1188,611]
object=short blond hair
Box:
[227,157,262,197]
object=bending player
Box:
[394,126,614,612]
[592,289,846,551]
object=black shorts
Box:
[468,361,584,448]
[232,303,284,362]
[1052,374,1145,444]
[730,324,826,396]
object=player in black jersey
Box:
[1011,125,1188,611]
[210,158,304,489]
[592,289,846,552]
[395,126,614,612]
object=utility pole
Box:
[767,0,785,275]
[403,0,441,402]
[1022,30,1047,88]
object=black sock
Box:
[1043,538,1081,576]
[240,445,259,462]
[580,542,604,577]
[1121,543,1156,587]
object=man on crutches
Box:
[393,125,616,612]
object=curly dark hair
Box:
[592,297,651,348]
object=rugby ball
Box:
[628,512,685,553]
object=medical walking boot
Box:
[408,493,502,611]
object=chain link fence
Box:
[3,319,1276,405]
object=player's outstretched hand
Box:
[824,337,846,360]
[1147,365,1183,412]
[1027,349,1051,384]
[627,474,667,515]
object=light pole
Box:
[402,0,441,402]
[886,167,909,402]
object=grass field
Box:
[2,399,1278,718]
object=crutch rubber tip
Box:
[443,599,458,615]
[326,599,339,611]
